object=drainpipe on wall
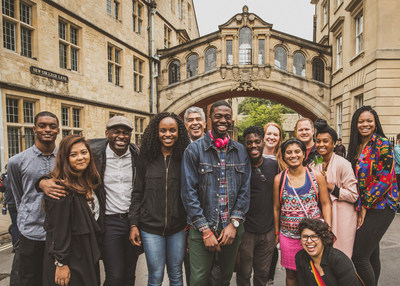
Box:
[148,1,157,114]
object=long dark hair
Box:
[347,106,385,162]
[51,135,100,194]
[139,112,190,161]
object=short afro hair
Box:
[209,100,232,117]
[243,126,265,140]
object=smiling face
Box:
[105,125,132,156]
[296,120,314,147]
[69,142,90,173]
[284,143,305,168]
[301,228,324,259]
[316,133,334,158]
[185,112,206,141]
[159,117,178,153]
[264,125,280,150]
[210,105,232,139]
[245,133,264,166]
[34,116,60,144]
[357,111,376,139]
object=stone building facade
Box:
[0,0,199,168]
[312,0,400,141]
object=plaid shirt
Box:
[217,147,230,228]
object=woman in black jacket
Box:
[43,135,104,286]
[295,219,362,286]
[129,112,190,286]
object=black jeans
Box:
[102,215,141,286]
[18,235,45,286]
[352,207,395,286]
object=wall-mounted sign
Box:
[30,66,69,83]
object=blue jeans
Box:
[141,229,186,286]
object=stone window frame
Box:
[2,0,35,58]
[186,53,198,79]
[168,59,180,85]
[312,57,325,83]
[178,0,183,19]
[274,45,288,71]
[164,25,172,48]
[226,39,233,66]
[58,18,80,72]
[355,94,364,109]
[293,51,306,77]
[336,102,343,138]
[355,12,363,55]
[61,104,83,138]
[107,43,123,86]
[238,26,252,65]
[335,34,343,70]
[133,56,144,92]
[132,0,143,35]
[5,96,37,158]
[135,116,146,145]
[204,46,217,73]
[107,0,120,20]
[322,1,328,28]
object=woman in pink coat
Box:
[313,119,359,258]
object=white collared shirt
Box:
[104,144,133,215]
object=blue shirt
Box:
[7,145,57,241]
[394,144,400,175]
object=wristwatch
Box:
[231,219,240,228]
[54,259,64,267]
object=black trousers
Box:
[352,207,395,286]
[102,215,141,286]
[18,235,45,286]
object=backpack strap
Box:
[306,167,319,202]
[279,169,288,204]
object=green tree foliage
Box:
[237,98,294,142]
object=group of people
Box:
[1,101,399,286]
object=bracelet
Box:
[202,232,213,239]
[130,225,138,229]
[275,231,279,235]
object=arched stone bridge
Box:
[157,6,332,120]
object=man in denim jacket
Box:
[181,100,251,286]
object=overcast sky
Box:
[193,0,315,41]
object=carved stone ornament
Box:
[231,68,261,92]
[317,88,324,97]
[166,91,173,100]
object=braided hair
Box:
[139,112,190,161]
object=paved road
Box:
[0,215,399,285]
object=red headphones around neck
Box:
[209,131,230,149]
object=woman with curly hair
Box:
[347,106,398,286]
[43,135,104,285]
[295,219,362,286]
[129,112,190,286]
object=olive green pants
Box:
[189,224,244,286]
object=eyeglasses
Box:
[300,234,320,242]
[255,168,267,182]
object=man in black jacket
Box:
[40,116,141,285]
